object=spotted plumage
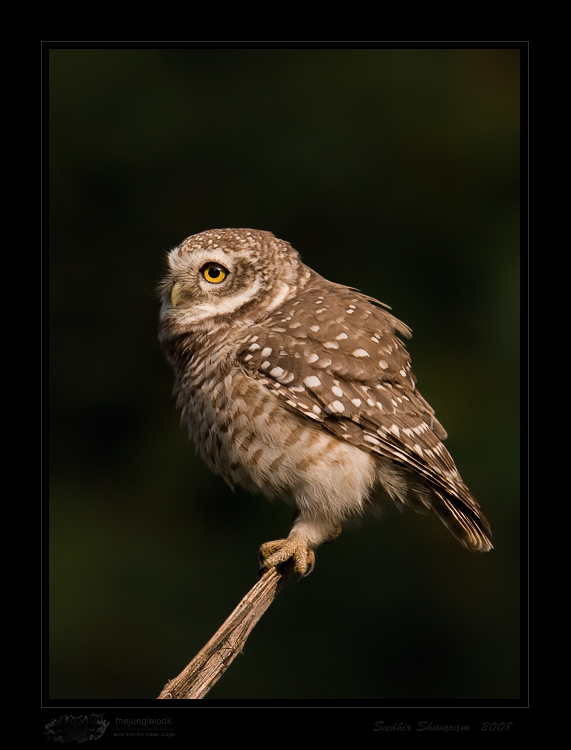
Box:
[158,228,492,575]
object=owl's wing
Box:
[237,281,489,546]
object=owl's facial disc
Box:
[164,245,266,325]
[171,261,231,308]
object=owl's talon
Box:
[258,537,315,578]
[297,555,315,580]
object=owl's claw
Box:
[258,537,316,578]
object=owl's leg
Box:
[258,512,342,578]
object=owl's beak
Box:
[171,281,184,308]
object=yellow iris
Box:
[201,263,228,283]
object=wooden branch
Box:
[157,562,294,699]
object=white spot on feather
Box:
[304,375,322,388]
[329,400,345,413]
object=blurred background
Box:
[48,47,521,701]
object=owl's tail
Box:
[429,487,493,552]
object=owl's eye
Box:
[200,262,228,284]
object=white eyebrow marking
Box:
[180,278,263,322]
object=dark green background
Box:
[49,47,521,701]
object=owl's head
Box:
[158,228,309,333]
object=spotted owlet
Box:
[158,228,492,576]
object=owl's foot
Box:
[258,537,316,578]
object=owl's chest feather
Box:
[171,331,273,482]
[172,328,359,501]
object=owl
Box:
[158,228,492,576]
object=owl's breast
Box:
[177,357,290,492]
[175,350,373,512]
